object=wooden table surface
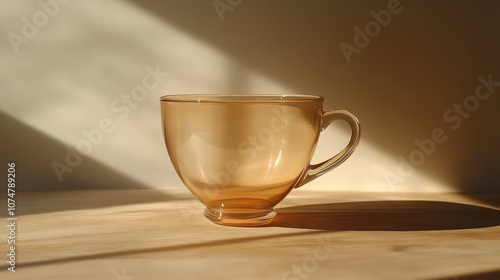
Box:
[1,190,499,280]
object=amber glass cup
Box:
[160,94,361,226]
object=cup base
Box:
[203,207,276,227]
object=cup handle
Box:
[296,109,361,188]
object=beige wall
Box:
[1,0,499,192]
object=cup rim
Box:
[160,94,323,103]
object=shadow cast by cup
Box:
[449,269,500,280]
[270,200,500,231]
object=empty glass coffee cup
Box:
[160,94,361,226]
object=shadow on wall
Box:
[0,111,148,190]
[129,0,500,192]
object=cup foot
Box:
[203,207,276,227]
